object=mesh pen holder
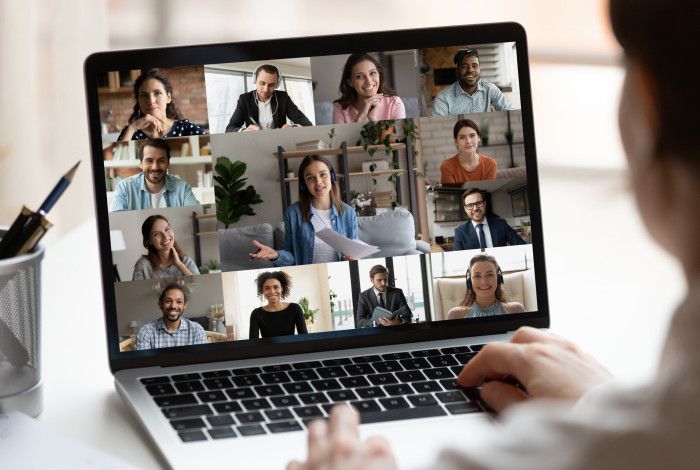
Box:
[0,227,44,417]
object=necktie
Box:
[477,223,487,250]
[378,292,386,309]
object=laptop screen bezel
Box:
[84,22,549,374]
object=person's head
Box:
[369,265,389,293]
[462,254,505,307]
[453,119,481,155]
[335,53,395,109]
[158,283,189,324]
[297,154,344,221]
[454,48,480,89]
[255,271,292,304]
[462,188,487,223]
[141,215,185,268]
[128,69,182,123]
[254,64,280,102]
[137,139,171,186]
[611,0,700,262]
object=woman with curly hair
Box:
[249,271,308,339]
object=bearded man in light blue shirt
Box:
[432,48,512,116]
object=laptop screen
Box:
[86,24,548,368]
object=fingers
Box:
[306,419,330,468]
[479,380,529,413]
[511,326,578,353]
[457,342,524,388]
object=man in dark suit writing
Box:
[355,265,412,328]
[454,188,525,251]
[225,64,313,132]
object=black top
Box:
[249,303,308,339]
[225,90,313,132]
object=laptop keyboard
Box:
[141,345,485,442]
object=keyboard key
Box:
[155,394,197,407]
[141,376,170,385]
[359,406,446,424]
[440,378,459,390]
[344,364,375,376]
[208,427,237,439]
[440,346,471,354]
[267,421,303,433]
[395,370,426,382]
[265,409,294,421]
[236,411,265,423]
[424,367,454,380]
[470,344,486,351]
[384,384,415,396]
[411,348,441,358]
[231,375,262,387]
[146,383,176,396]
[260,372,291,384]
[241,398,272,410]
[436,391,468,404]
[207,415,236,427]
[162,404,212,419]
[450,366,465,376]
[293,405,324,419]
[322,358,352,366]
[373,361,403,373]
[317,367,347,379]
[356,387,385,399]
[327,389,358,402]
[271,397,299,409]
[204,378,233,390]
[202,369,231,378]
[350,399,381,413]
[237,424,266,436]
[413,381,443,393]
[454,352,477,364]
[299,392,329,404]
[322,403,350,414]
[311,379,342,391]
[292,361,323,370]
[226,387,255,400]
[198,390,227,402]
[381,352,411,360]
[288,369,319,381]
[340,376,370,388]
[367,374,398,386]
[213,402,242,413]
[174,381,204,393]
[352,355,382,364]
[283,382,313,394]
[399,358,431,370]
[427,355,459,367]
[178,430,207,442]
[379,397,410,410]
[170,418,206,431]
[171,373,201,382]
[254,385,285,397]
[231,367,262,376]
[408,394,438,407]
[446,402,482,414]
[262,364,291,372]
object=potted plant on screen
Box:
[214,156,263,228]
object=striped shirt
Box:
[135,317,207,350]
[432,79,512,116]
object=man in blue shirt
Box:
[433,48,512,116]
[110,138,199,211]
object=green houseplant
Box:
[214,156,263,228]
[298,297,318,324]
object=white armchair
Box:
[432,268,537,321]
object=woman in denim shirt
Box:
[250,155,358,266]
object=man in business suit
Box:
[225,64,313,132]
[453,188,526,251]
[355,265,412,328]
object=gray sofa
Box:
[219,208,430,271]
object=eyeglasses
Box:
[463,201,485,210]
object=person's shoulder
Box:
[133,256,149,268]
[183,317,205,332]
[138,318,160,333]
[480,154,497,164]
[447,306,468,320]
[120,172,142,185]
[441,154,458,168]
[385,94,403,104]
[275,90,291,99]
[455,221,470,234]
[480,80,502,93]
[437,82,458,97]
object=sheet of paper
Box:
[0,411,137,470]
[316,228,379,259]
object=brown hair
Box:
[461,254,507,306]
[136,138,171,162]
[453,119,481,139]
[298,155,345,222]
[141,215,186,273]
[127,69,182,124]
[334,53,396,110]
[369,264,389,279]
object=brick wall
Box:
[99,66,209,134]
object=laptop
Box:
[84,23,548,468]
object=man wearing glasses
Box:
[454,188,525,251]
[432,48,512,116]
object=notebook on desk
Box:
[84,22,548,468]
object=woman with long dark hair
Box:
[132,214,200,280]
[118,69,205,141]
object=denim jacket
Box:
[273,201,358,266]
[110,173,199,212]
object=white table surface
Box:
[36,63,685,469]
